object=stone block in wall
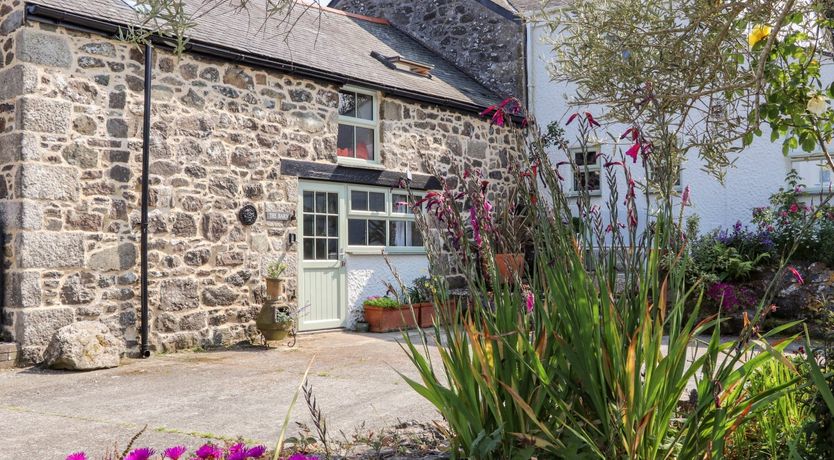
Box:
[0,201,43,230]
[16,29,72,68]
[0,132,42,164]
[3,270,41,309]
[17,164,79,200]
[201,286,238,306]
[16,96,71,134]
[159,278,199,311]
[14,306,75,347]
[0,8,24,36]
[0,64,37,101]
[16,232,84,269]
[88,243,137,272]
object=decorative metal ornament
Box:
[238,204,258,225]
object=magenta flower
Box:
[470,207,482,247]
[566,112,579,125]
[788,266,804,285]
[66,453,88,460]
[195,443,224,459]
[246,445,267,458]
[125,448,155,460]
[163,446,188,460]
[585,112,600,127]
[625,143,640,163]
[525,292,535,313]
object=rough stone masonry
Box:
[0,1,522,364]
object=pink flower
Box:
[566,112,579,125]
[525,292,535,313]
[789,203,799,213]
[125,448,155,460]
[245,445,267,458]
[195,444,224,459]
[585,112,600,127]
[66,454,88,460]
[163,446,188,460]
[682,185,691,206]
[788,266,804,285]
[625,143,640,163]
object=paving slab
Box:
[0,331,441,460]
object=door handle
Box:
[339,249,346,267]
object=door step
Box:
[0,342,17,369]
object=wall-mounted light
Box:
[287,232,297,246]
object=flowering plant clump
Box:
[362,296,401,309]
[705,282,758,313]
[65,443,281,460]
[752,170,834,265]
[688,221,774,283]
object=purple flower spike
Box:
[66,453,88,460]
[245,445,267,458]
[196,443,224,459]
[163,446,188,460]
[125,447,156,460]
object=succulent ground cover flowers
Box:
[66,443,272,460]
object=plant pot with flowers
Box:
[363,296,419,333]
[265,261,287,300]
[491,192,533,284]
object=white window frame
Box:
[790,153,833,194]
[568,146,602,196]
[337,85,382,169]
[346,185,425,254]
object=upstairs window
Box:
[337,87,379,164]
[572,148,601,193]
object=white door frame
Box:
[297,181,348,331]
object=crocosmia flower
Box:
[163,446,188,460]
[125,448,155,460]
[788,266,804,285]
[66,453,88,460]
[748,24,772,47]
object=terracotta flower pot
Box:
[364,305,419,333]
[265,278,285,300]
[415,302,434,328]
[495,253,524,282]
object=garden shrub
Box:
[752,170,834,266]
[688,222,774,283]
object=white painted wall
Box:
[528,23,833,235]
[345,253,430,328]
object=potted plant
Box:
[265,261,287,300]
[408,276,435,328]
[256,305,293,341]
[492,193,533,283]
[362,296,419,333]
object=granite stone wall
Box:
[0,16,522,364]
[334,0,524,99]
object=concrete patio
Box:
[0,331,441,459]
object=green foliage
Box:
[729,356,809,458]
[266,261,287,279]
[398,118,797,459]
[362,296,401,309]
[798,331,834,458]
[407,276,434,304]
[689,228,773,283]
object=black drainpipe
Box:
[139,42,153,359]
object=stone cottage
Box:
[0,0,521,365]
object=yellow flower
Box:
[807,94,829,116]
[748,25,772,47]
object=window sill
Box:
[337,158,386,170]
[346,247,426,255]
[566,191,603,198]
[798,186,833,196]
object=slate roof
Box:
[26,0,501,110]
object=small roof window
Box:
[371,52,434,78]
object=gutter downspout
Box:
[139,42,152,359]
[525,21,535,111]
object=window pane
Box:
[368,192,385,212]
[574,150,596,166]
[315,215,327,236]
[390,221,423,247]
[315,239,326,260]
[327,216,338,236]
[315,192,327,212]
[355,127,374,161]
[327,192,338,214]
[356,93,374,120]
[348,219,366,245]
[338,91,356,117]
[328,239,338,260]
[368,219,386,246]
[337,124,355,158]
[575,171,601,191]
[303,191,314,212]
[303,238,314,260]
[392,194,410,213]
[303,215,314,236]
[412,224,423,246]
[351,191,368,211]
